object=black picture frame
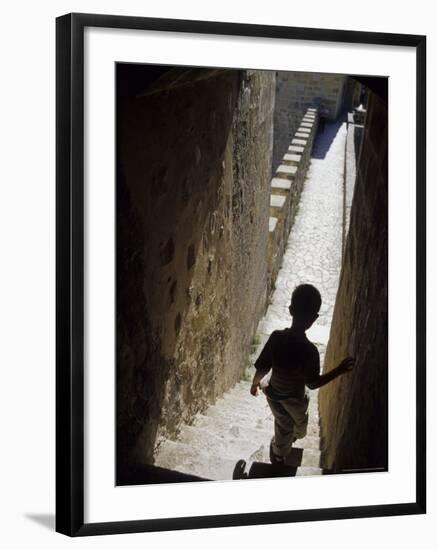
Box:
[56,12,426,537]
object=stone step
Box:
[194,412,320,452]
[220,385,266,401]
[157,438,323,480]
[177,424,269,462]
[271,177,292,191]
[300,448,321,468]
[218,399,320,434]
[305,422,321,438]
[214,394,273,418]
[155,319,323,481]
[291,138,307,147]
[249,335,270,359]
[193,412,274,439]
[163,421,320,467]
[292,435,320,451]
[269,216,278,233]
[270,194,286,209]
[249,444,321,468]
[276,164,298,177]
[154,375,322,480]
[283,153,302,164]
[229,378,320,398]
[288,145,305,154]
[206,403,272,427]
[271,187,290,197]
[223,389,319,412]
[231,375,320,400]
[155,440,239,480]
[219,394,274,415]
[218,382,268,401]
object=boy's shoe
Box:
[269,441,285,465]
[269,438,298,465]
[232,459,249,479]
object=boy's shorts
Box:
[266,393,310,458]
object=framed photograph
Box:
[56,12,426,536]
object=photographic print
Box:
[56,13,425,535]
[115,64,388,486]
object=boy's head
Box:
[289,284,321,329]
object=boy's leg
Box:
[266,397,296,458]
[280,395,310,440]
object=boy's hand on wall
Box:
[337,357,355,373]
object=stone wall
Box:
[318,90,388,472]
[268,108,318,296]
[116,67,275,478]
[273,72,351,171]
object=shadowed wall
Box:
[319,88,388,472]
[116,67,275,479]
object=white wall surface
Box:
[0,0,434,548]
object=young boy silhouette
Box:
[250,284,354,464]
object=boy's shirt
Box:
[255,328,320,400]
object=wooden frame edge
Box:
[55,13,427,537]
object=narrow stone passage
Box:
[260,118,346,342]
[154,119,347,480]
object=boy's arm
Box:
[250,370,265,396]
[306,357,355,390]
[250,333,276,396]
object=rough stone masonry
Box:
[319,89,388,473]
[116,67,275,476]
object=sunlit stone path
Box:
[154,119,347,480]
[259,118,346,347]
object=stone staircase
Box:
[154,111,346,483]
[154,374,323,480]
[268,108,318,295]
